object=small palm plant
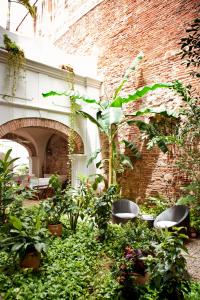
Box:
[0,149,19,223]
[43,53,178,187]
[6,0,36,30]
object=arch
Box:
[0,118,84,154]
[3,133,37,156]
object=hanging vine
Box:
[61,64,76,183]
[3,34,25,96]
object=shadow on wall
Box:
[118,131,186,203]
[45,134,70,177]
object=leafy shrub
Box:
[184,282,200,300]
[146,228,190,300]
[141,195,172,217]
[93,185,119,241]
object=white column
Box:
[31,156,40,177]
[70,154,87,187]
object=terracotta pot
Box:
[130,272,149,285]
[20,251,41,269]
[48,223,63,236]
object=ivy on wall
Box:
[2,34,25,96]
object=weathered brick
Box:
[54,0,199,201]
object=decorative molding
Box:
[0,49,102,89]
[0,96,71,115]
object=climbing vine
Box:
[61,64,76,183]
[3,34,25,96]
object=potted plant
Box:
[43,174,65,236]
[118,246,148,285]
[0,210,48,269]
[0,149,33,224]
[47,209,63,236]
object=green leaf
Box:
[4,148,12,162]
[34,242,46,253]
[11,243,24,252]
[101,107,123,125]
[87,149,101,167]
[126,107,178,118]
[128,120,169,153]
[120,154,133,169]
[18,0,36,18]
[76,110,105,131]
[42,90,99,104]
[110,83,173,107]
[123,140,141,159]
[113,52,144,100]
[9,216,23,231]
[96,161,102,168]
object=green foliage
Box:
[42,174,64,225]
[63,177,94,233]
[172,27,200,232]
[141,195,173,217]
[0,217,191,300]
[184,282,200,300]
[43,54,176,187]
[180,18,200,78]
[0,149,24,223]
[0,206,48,261]
[17,0,36,17]
[92,185,119,240]
[110,83,173,107]
[3,34,25,96]
[0,223,121,299]
[146,228,190,300]
[87,149,101,167]
[177,181,200,232]
[173,81,200,232]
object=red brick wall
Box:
[45,134,70,176]
[56,0,200,201]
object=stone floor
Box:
[185,237,200,281]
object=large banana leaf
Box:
[18,0,36,17]
[76,110,105,131]
[42,90,100,105]
[87,149,101,167]
[9,216,23,231]
[122,140,141,159]
[113,52,144,100]
[110,83,173,107]
[119,154,134,169]
[100,107,123,126]
[126,107,179,118]
[127,119,168,153]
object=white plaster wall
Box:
[0,28,102,184]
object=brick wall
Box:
[55,0,200,201]
[45,134,70,176]
[35,0,103,41]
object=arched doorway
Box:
[0,118,84,182]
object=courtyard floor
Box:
[185,237,200,282]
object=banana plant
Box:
[6,0,36,30]
[43,53,178,187]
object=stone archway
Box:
[0,118,85,179]
[3,133,37,157]
[0,118,84,154]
